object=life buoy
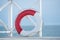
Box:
[15,9,39,36]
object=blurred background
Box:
[0,0,60,37]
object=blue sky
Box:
[0,0,60,26]
[42,0,60,25]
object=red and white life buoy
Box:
[15,9,39,36]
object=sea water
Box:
[0,25,60,37]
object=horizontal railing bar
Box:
[0,31,10,33]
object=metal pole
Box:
[39,0,43,37]
[8,0,13,37]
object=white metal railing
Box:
[0,0,42,37]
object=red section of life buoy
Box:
[15,9,36,34]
